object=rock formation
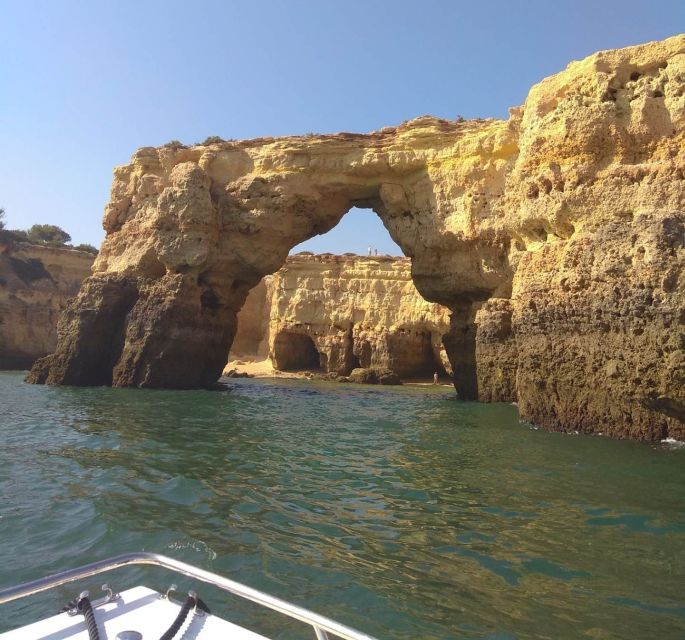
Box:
[0,241,93,368]
[228,253,451,379]
[28,35,685,441]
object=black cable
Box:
[159,594,196,640]
[76,596,101,640]
[195,597,211,615]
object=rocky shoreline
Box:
[26,35,685,441]
[0,241,94,368]
[223,358,455,390]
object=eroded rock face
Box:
[29,35,685,440]
[513,213,685,440]
[229,254,452,379]
[0,242,94,368]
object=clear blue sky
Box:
[1,1,682,254]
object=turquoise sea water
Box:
[0,370,683,639]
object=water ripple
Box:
[0,373,683,639]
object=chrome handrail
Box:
[0,552,379,640]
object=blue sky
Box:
[1,1,682,254]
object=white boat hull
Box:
[0,586,269,640]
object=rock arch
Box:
[28,35,685,441]
[28,122,515,391]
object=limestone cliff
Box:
[229,254,451,378]
[28,35,685,441]
[0,242,93,368]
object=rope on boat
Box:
[59,599,77,613]
[158,592,211,640]
[76,595,101,640]
[60,588,211,640]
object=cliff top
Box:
[0,238,97,259]
[286,253,408,266]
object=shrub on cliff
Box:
[0,228,29,243]
[163,140,186,150]
[73,243,98,255]
[26,224,71,246]
[0,207,5,230]
[201,135,225,145]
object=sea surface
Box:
[0,370,683,639]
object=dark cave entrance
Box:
[272,331,322,371]
[386,329,448,379]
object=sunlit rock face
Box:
[29,35,685,441]
[229,254,452,379]
[0,242,93,368]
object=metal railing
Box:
[0,552,379,640]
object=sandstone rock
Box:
[29,35,685,440]
[349,367,401,385]
[471,298,518,402]
[0,241,93,368]
[224,369,253,378]
[230,254,451,380]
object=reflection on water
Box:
[0,372,684,639]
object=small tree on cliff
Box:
[26,224,71,246]
[0,207,5,230]
[74,243,98,255]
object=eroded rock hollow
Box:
[29,36,685,440]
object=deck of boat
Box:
[0,586,269,639]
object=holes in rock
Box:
[662,270,678,292]
[272,332,322,371]
[601,88,618,102]
[616,210,634,221]
[526,183,540,199]
[540,177,553,195]
[347,350,361,372]
[358,341,372,368]
[200,288,221,312]
[556,221,575,239]
[385,330,448,379]
[653,90,664,98]
[630,71,641,81]
[529,226,547,242]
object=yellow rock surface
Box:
[0,242,93,368]
[30,35,685,440]
[228,254,451,378]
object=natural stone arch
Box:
[28,35,685,441]
[29,121,515,391]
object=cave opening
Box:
[385,329,449,379]
[272,331,322,371]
